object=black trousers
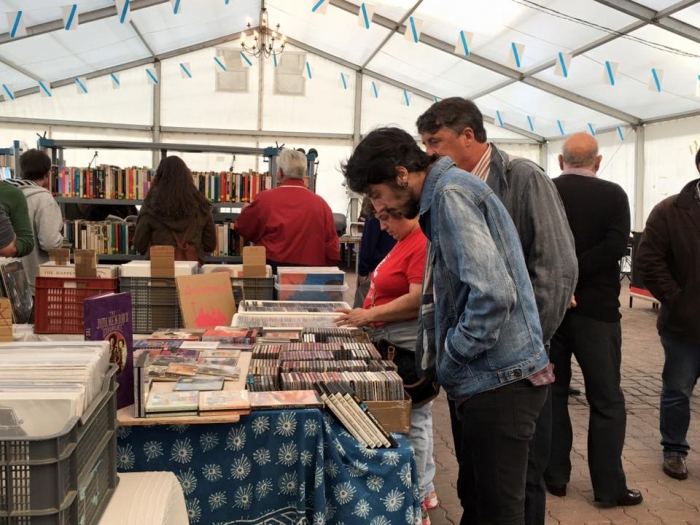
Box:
[455,380,547,525]
[544,314,628,503]
[449,380,551,525]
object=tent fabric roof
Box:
[1,0,700,140]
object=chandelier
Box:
[240,7,286,59]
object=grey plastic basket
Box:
[119,277,183,334]
[0,365,118,524]
[232,277,274,304]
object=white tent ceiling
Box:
[1,0,700,140]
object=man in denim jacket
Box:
[344,127,549,525]
[418,98,578,525]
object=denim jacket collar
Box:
[419,156,456,215]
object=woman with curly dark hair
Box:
[133,156,216,265]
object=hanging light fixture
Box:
[240,7,286,59]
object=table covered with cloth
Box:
[116,408,421,525]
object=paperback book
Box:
[84,292,133,408]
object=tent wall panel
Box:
[160,47,259,131]
[0,67,153,126]
[262,45,355,134]
[644,116,700,223]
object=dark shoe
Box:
[568,387,581,396]
[546,483,567,497]
[595,489,643,508]
[663,456,688,480]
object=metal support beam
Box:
[152,61,161,166]
[361,0,423,69]
[539,141,549,172]
[0,30,248,102]
[593,0,700,43]
[634,126,645,230]
[0,0,170,45]
[353,71,363,147]
[329,0,640,125]
[0,115,152,131]
[162,127,353,140]
[0,56,42,82]
[130,20,156,58]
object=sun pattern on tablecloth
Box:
[118,409,421,525]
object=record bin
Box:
[119,277,182,334]
[0,365,118,524]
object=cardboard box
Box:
[175,273,236,329]
[242,246,267,278]
[150,246,175,278]
[364,392,411,434]
[74,249,97,278]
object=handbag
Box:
[374,338,440,408]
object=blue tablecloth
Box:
[117,409,421,525]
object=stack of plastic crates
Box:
[119,277,182,334]
[0,365,118,525]
[34,278,119,334]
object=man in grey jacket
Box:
[10,149,64,294]
[417,98,578,525]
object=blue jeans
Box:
[660,333,700,458]
[367,321,436,499]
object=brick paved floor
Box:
[426,288,700,525]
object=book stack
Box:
[132,331,253,418]
[313,381,397,448]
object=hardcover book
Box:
[38,263,119,279]
[83,292,133,409]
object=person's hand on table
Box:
[335,307,373,328]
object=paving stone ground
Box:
[342,273,700,525]
[426,288,700,525]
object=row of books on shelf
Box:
[50,165,271,203]
[59,220,243,256]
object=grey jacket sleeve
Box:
[35,195,64,251]
[516,164,578,343]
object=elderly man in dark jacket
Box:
[636,150,700,481]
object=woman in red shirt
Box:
[335,210,437,525]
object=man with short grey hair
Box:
[235,149,340,272]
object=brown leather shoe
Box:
[595,489,643,508]
[663,456,688,480]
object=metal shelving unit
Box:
[38,138,302,265]
[0,140,24,179]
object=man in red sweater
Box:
[235,149,340,271]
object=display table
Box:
[117,408,421,524]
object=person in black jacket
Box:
[636,150,700,481]
[545,133,642,508]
